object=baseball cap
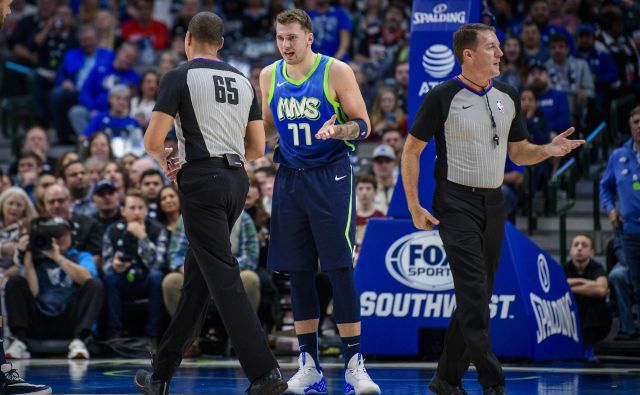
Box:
[528,61,548,73]
[93,179,117,195]
[576,24,595,35]
[372,144,396,161]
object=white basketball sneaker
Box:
[344,353,380,395]
[285,352,327,394]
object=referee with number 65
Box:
[134,12,286,395]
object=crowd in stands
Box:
[0,0,638,359]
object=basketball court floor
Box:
[10,357,640,394]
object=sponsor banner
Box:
[356,220,583,360]
[387,0,480,219]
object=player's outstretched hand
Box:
[545,127,585,157]
[315,114,337,140]
[410,206,440,231]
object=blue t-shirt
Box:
[83,112,141,139]
[268,54,354,169]
[535,88,570,134]
[34,248,97,317]
[308,7,352,61]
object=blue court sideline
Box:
[9,358,640,394]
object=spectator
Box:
[519,20,549,63]
[497,36,528,91]
[91,179,122,241]
[69,42,140,136]
[352,0,384,54]
[31,3,78,127]
[158,50,180,79]
[575,24,619,108]
[8,0,56,66]
[371,144,397,215]
[370,86,407,137]
[392,61,408,113]
[139,169,165,221]
[490,0,524,35]
[563,234,611,361]
[61,161,96,218]
[54,152,80,180]
[596,8,640,93]
[43,184,102,261]
[171,0,199,37]
[5,217,103,360]
[308,0,352,61]
[130,70,159,129]
[82,84,142,143]
[104,162,128,201]
[244,176,271,268]
[0,170,11,195]
[50,25,114,144]
[241,0,271,39]
[121,0,169,55]
[13,151,43,202]
[85,157,107,186]
[95,9,116,50]
[354,174,385,262]
[501,156,525,217]
[0,187,37,284]
[1,0,36,39]
[381,128,404,160]
[349,61,375,109]
[33,174,57,216]
[355,2,408,80]
[102,190,168,340]
[8,127,56,177]
[609,238,638,340]
[527,62,571,138]
[547,0,581,36]
[83,131,115,162]
[545,33,594,127]
[520,88,551,196]
[156,186,180,236]
[128,158,156,188]
[522,0,575,50]
[600,106,640,344]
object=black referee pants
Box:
[432,181,506,389]
[153,159,278,382]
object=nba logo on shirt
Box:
[496,100,504,112]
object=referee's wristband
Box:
[352,118,369,140]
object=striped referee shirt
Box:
[154,58,260,164]
[410,78,528,189]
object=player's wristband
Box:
[352,118,369,140]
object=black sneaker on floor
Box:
[0,363,51,395]
[134,370,169,395]
[428,375,468,395]
[245,368,287,395]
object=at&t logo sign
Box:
[385,231,453,291]
[422,44,455,79]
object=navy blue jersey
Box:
[268,54,354,169]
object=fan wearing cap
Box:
[5,216,103,360]
[92,179,122,235]
[526,62,571,139]
[575,24,619,103]
[371,144,397,215]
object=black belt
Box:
[439,179,500,195]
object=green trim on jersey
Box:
[283,54,322,85]
[323,58,355,152]
[267,61,279,105]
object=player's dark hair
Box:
[275,9,313,34]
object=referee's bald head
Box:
[188,12,224,46]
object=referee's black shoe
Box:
[245,368,287,395]
[483,385,508,395]
[134,370,169,395]
[428,375,468,395]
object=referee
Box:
[402,24,583,395]
[134,12,286,395]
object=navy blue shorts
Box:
[267,156,355,272]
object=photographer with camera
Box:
[5,216,103,361]
[102,189,168,342]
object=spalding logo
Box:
[422,44,456,79]
[385,231,454,291]
[537,254,551,293]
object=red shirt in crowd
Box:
[121,19,169,50]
